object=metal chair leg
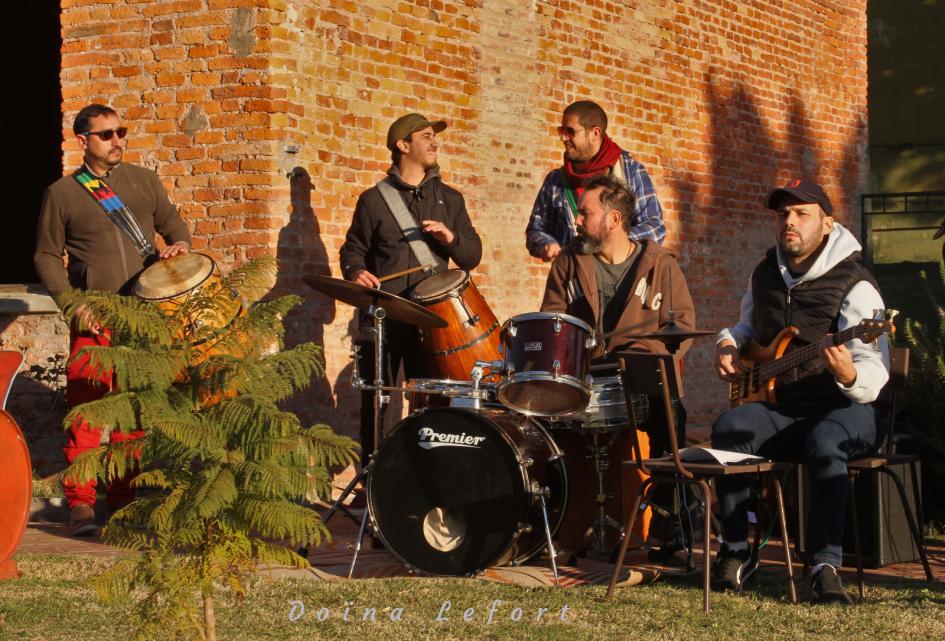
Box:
[771,476,798,605]
[606,479,651,598]
[848,471,866,599]
[878,466,934,582]
[699,479,713,614]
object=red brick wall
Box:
[57,0,869,436]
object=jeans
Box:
[711,400,881,567]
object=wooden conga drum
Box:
[409,270,501,380]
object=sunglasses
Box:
[82,127,128,141]
[556,126,586,138]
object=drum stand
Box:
[319,305,391,579]
[572,429,627,561]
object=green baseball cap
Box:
[386,113,447,151]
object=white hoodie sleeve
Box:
[834,281,890,403]
[717,275,758,349]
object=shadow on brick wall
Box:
[273,167,339,432]
[668,71,865,428]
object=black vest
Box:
[751,247,878,405]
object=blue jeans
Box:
[711,400,881,567]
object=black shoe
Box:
[711,544,757,592]
[810,565,854,605]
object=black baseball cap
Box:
[764,178,833,215]
[386,113,447,151]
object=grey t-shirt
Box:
[595,243,642,335]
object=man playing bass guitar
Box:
[711,178,890,605]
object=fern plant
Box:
[901,259,945,529]
[58,255,358,641]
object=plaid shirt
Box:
[525,150,665,257]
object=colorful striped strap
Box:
[74,168,155,258]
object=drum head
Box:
[368,408,528,576]
[499,377,590,417]
[410,270,467,301]
[503,311,595,336]
[0,412,31,563]
[134,252,215,300]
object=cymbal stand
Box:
[316,305,390,578]
[574,429,626,559]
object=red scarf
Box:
[562,134,622,191]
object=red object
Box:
[561,134,623,190]
[0,351,22,409]
[0,411,31,580]
[64,331,143,510]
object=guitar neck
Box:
[757,325,862,382]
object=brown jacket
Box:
[540,240,696,360]
[34,163,191,297]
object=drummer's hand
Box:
[715,339,742,381]
[75,304,102,336]
[159,241,190,259]
[421,220,455,245]
[540,242,562,262]
[350,269,381,289]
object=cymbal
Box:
[601,324,717,342]
[627,324,717,342]
[303,275,448,329]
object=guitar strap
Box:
[376,177,438,272]
[74,167,156,258]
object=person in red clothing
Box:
[35,104,192,536]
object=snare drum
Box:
[405,378,498,413]
[497,312,594,417]
[572,376,649,431]
[409,270,501,380]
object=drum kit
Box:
[304,268,715,581]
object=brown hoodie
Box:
[540,240,696,361]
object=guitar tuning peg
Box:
[884,309,900,323]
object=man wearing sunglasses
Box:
[34,103,192,536]
[526,100,665,263]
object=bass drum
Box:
[368,407,567,576]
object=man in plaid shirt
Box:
[526,100,665,262]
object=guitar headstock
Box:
[859,309,898,343]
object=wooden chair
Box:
[846,346,934,597]
[605,351,797,613]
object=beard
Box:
[565,144,593,164]
[778,229,806,256]
[572,228,603,255]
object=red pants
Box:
[64,330,144,510]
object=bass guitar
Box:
[727,311,896,407]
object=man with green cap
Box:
[340,113,482,470]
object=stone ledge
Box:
[0,284,60,315]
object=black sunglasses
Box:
[82,127,128,141]
[556,126,587,138]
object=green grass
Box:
[1,555,943,641]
